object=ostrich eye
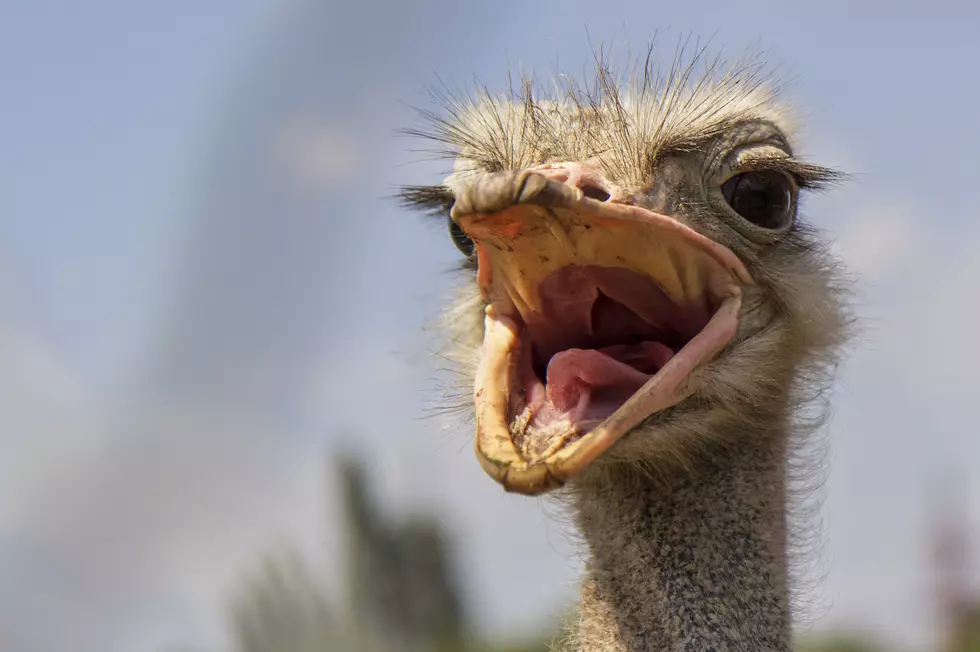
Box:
[720,170,795,230]
[448,218,475,257]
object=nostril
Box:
[581,185,611,202]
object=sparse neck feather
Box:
[571,426,791,652]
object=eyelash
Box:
[726,158,842,191]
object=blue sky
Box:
[2,1,980,651]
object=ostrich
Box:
[399,47,851,651]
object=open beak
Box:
[451,169,753,495]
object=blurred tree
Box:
[339,456,469,652]
[227,550,358,652]
[218,452,553,652]
[949,603,980,652]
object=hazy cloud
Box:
[271,116,368,189]
[835,207,917,280]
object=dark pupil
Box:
[720,170,792,229]
[448,218,475,257]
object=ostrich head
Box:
[400,50,850,498]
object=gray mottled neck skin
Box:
[572,432,791,652]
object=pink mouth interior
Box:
[515,266,715,432]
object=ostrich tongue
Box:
[516,265,704,455]
[452,170,751,495]
[545,343,674,413]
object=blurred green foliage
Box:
[795,633,885,652]
[222,456,553,652]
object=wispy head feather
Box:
[401,39,799,192]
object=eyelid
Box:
[719,144,793,182]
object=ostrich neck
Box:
[572,428,791,651]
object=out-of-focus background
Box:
[3,1,980,651]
